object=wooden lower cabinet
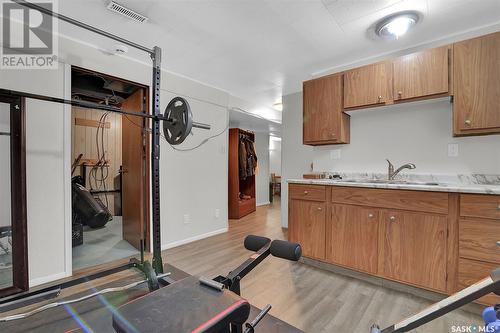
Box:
[289,199,326,260]
[289,184,498,303]
[327,204,379,274]
[379,210,448,292]
[458,258,500,305]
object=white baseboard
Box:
[256,201,270,207]
[29,271,69,288]
[161,227,228,251]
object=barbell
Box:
[0,88,211,146]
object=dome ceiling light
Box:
[375,11,420,39]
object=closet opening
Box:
[70,67,149,272]
[228,128,257,219]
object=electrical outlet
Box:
[215,209,220,219]
[330,149,341,160]
[183,214,190,224]
[448,143,459,157]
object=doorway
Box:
[70,67,149,271]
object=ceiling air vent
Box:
[106,1,148,23]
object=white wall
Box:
[269,138,281,175]
[313,99,500,174]
[281,92,314,228]
[0,32,260,286]
[281,92,500,228]
[254,132,270,206]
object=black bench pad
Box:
[112,276,250,333]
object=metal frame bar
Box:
[4,0,166,302]
[372,267,500,333]
[150,46,163,273]
[0,88,210,129]
[0,262,135,311]
[9,0,164,277]
[214,240,272,295]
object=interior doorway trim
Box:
[70,66,151,273]
[0,94,28,297]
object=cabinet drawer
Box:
[459,218,500,264]
[289,184,326,201]
[460,194,500,220]
[331,187,448,214]
[458,258,500,305]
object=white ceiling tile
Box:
[58,0,500,117]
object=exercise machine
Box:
[370,267,500,333]
[0,235,304,333]
[0,4,305,333]
[112,235,302,333]
[0,0,209,311]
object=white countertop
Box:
[287,178,500,195]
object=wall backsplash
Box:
[312,98,500,176]
[281,92,500,227]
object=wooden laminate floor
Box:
[4,199,482,333]
[165,199,482,333]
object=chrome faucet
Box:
[386,159,416,180]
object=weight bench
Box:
[113,236,303,333]
[113,276,250,333]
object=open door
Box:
[121,89,148,250]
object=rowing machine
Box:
[370,267,500,333]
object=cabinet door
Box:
[344,62,390,108]
[380,210,447,292]
[288,200,326,260]
[458,258,500,306]
[393,46,449,101]
[327,204,379,274]
[303,74,343,143]
[454,32,500,133]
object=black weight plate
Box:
[163,97,193,145]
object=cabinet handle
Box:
[496,205,500,211]
[397,91,402,98]
[496,241,500,247]
[378,95,383,102]
[464,119,472,126]
[389,216,396,222]
[304,191,309,195]
[368,213,374,218]
[317,207,322,211]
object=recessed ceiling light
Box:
[375,11,419,39]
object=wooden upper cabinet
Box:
[303,74,349,145]
[380,210,447,292]
[393,46,450,101]
[327,204,379,274]
[453,31,500,135]
[288,199,326,260]
[343,62,391,109]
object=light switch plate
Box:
[183,214,190,224]
[448,143,459,157]
[330,149,341,160]
[215,209,220,219]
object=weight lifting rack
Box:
[0,0,186,308]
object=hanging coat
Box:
[239,139,248,180]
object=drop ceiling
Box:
[58,0,500,112]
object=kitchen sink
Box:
[340,179,441,186]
